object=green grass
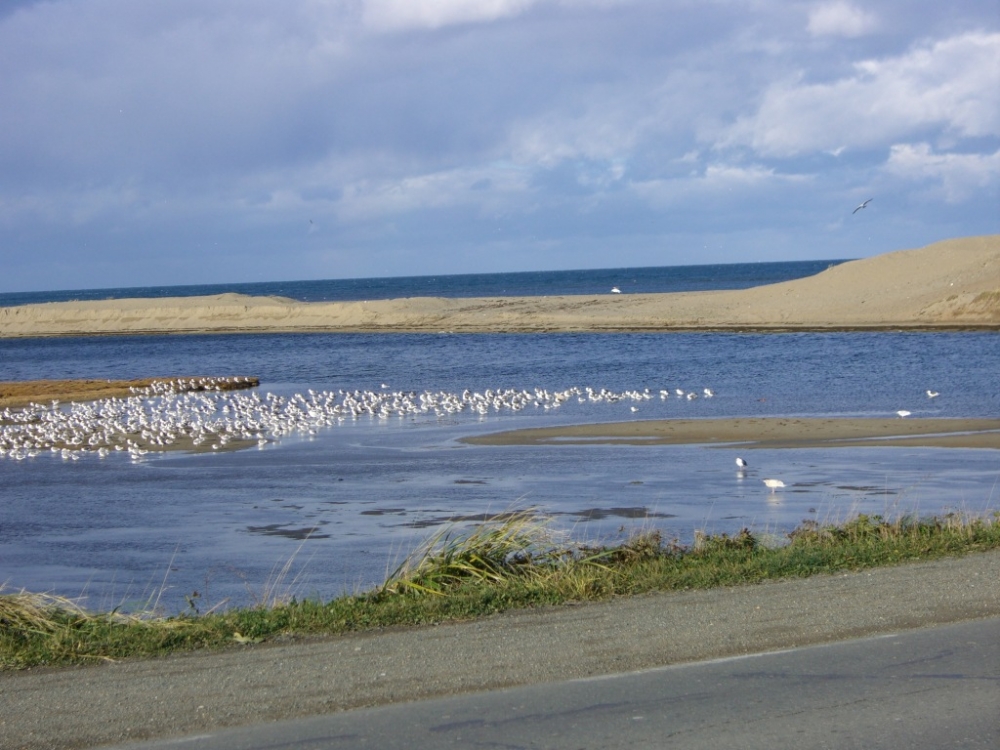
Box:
[2,511,999,670]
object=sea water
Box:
[1,264,998,611]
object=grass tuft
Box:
[378,510,563,596]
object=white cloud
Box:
[630,162,809,207]
[361,0,541,31]
[335,164,532,221]
[807,1,877,38]
[722,31,1000,157]
[885,142,1000,202]
[360,0,628,31]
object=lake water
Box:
[1,263,998,612]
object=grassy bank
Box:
[2,511,999,670]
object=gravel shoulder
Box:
[3,550,999,750]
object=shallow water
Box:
[1,330,998,611]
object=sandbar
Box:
[461,417,1000,450]
[1,235,998,338]
[0,377,258,409]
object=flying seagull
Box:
[852,198,873,214]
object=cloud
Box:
[629,162,809,208]
[335,164,533,221]
[360,0,628,32]
[721,31,1000,157]
[361,0,542,31]
[885,142,1000,202]
[807,1,877,38]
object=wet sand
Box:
[1,235,998,337]
[0,377,259,409]
[462,417,1000,450]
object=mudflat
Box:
[462,416,1000,450]
[2,551,998,750]
[0,377,258,409]
[1,235,998,337]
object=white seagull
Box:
[610,287,621,294]
[762,478,785,492]
[926,390,939,398]
[852,198,873,214]
[736,457,748,468]
[896,410,911,418]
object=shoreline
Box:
[1,235,997,338]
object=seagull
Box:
[852,198,873,214]
[703,388,714,397]
[611,287,621,294]
[926,390,939,398]
[762,478,785,492]
[736,457,748,468]
[896,410,911,418]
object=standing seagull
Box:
[762,478,785,492]
[736,457,748,469]
[852,198,873,214]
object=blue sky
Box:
[1,0,997,292]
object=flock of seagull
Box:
[0,377,718,463]
[1,377,945,497]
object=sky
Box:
[1,0,998,293]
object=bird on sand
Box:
[611,287,621,294]
[852,198,873,214]
[736,457,748,468]
[762,478,785,492]
[896,410,911,418]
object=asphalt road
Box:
[115,616,1000,750]
[2,551,999,749]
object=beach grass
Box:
[2,511,999,670]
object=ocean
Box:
[0,259,843,307]
[2,261,998,612]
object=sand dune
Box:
[2,235,997,338]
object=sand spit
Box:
[0,376,259,410]
[1,235,998,338]
[462,417,1000,450]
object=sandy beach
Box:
[1,235,998,337]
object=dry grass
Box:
[379,510,563,596]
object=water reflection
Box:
[2,411,996,613]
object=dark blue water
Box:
[0,259,845,306]
[1,332,998,419]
